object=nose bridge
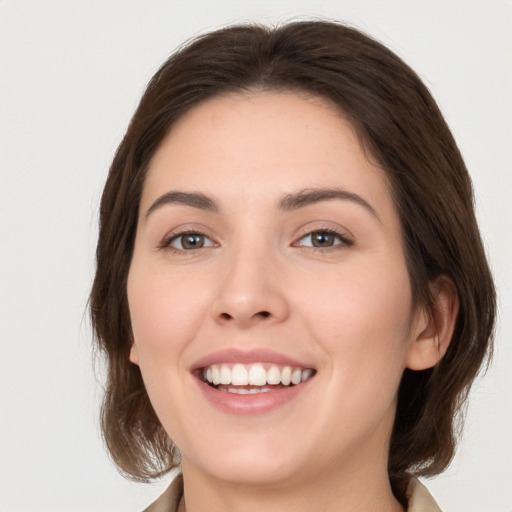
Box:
[212,236,289,327]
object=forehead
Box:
[141,91,393,218]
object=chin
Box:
[183,440,305,487]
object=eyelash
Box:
[159,230,216,253]
[159,227,353,254]
[293,227,354,251]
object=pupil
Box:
[183,234,204,249]
[313,232,334,247]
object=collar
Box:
[407,478,442,512]
[144,474,442,512]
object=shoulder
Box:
[143,474,183,512]
[407,478,442,512]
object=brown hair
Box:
[90,20,495,501]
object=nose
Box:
[210,248,290,328]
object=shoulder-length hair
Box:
[90,20,495,502]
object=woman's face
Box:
[127,92,426,487]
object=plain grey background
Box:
[1,1,511,510]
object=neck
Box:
[179,457,404,512]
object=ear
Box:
[406,276,459,371]
[129,341,140,365]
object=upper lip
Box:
[190,348,314,371]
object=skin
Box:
[128,92,457,512]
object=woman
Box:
[90,21,495,511]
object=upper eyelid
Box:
[293,224,354,242]
[294,229,353,247]
[159,223,216,241]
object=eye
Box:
[295,229,352,249]
[165,231,215,251]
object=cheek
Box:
[126,263,213,434]
[127,263,210,363]
[298,258,414,384]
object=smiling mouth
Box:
[198,363,316,394]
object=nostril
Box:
[217,310,271,322]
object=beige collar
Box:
[144,474,442,512]
[407,478,442,511]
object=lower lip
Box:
[195,377,313,416]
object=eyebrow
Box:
[145,187,379,220]
[278,188,380,220]
[146,191,219,218]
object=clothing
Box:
[406,478,442,512]
[143,474,183,512]
[143,473,442,512]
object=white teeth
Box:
[248,364,267,386]
[203,363,315,388]
[267,365,281,385]
[301,369,313,382]
[227,387,250,394]
[226,386,274,394]
[291,368,302,385]
[281,366,292,386]
[231,364,248,385]
[212,365,220,385]
[220,365,231,385]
